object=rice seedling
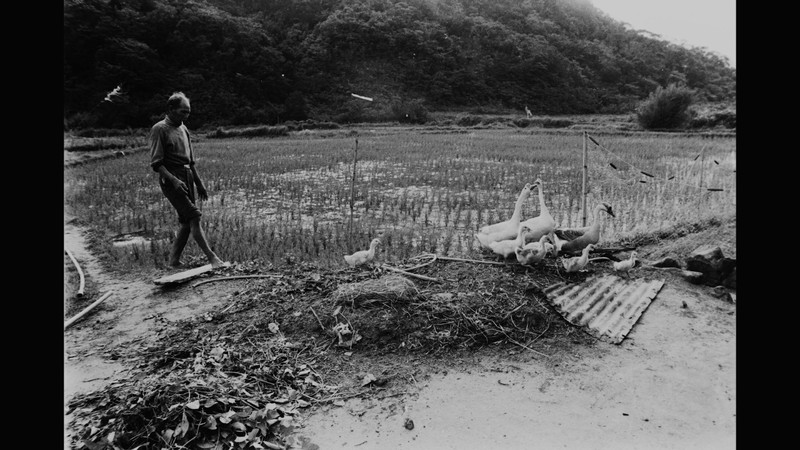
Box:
[63,128,735,271]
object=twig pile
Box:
[331,274,419,307]
[67,256,586,449]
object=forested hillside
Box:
[63,0,736,129]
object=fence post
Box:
[699,145,705,189]
[348,139,358,250]
[582,131,588,227]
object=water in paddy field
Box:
[70,130,735,265]
[202,156,730,257]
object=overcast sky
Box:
[590,0,736,67]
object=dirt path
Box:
[64,216,736,450]
[64,216,239,448]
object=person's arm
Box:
[185,128,208,201]
[158,165,188,193]
[150,124,189,193]
[190,165,208,201]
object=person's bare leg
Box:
[169,222,191,267]
[189,217,225,268]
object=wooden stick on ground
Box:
[309,306,326,331]
[192,274,282,288]
[65,248,85,297]
[65,291,113,330]
[433,255,507,266]
[402,253,438,271]
[507,338,551,358]
[381,264,441,282]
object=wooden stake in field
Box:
[698,145,706,189]
[582,131,589,227]
[697,144,707,211]
[348,139,358,251]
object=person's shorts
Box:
[160,165,202,225]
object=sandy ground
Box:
[64,217,736,450]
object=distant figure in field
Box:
[525,105,533,119]
[149,91,227,269]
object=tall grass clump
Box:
[636,83,695,130]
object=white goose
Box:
[561,243,596,273]
[520,178,556,244]
[515,232,554,266]
[613,251,638,278]
[344,238,381,267]
[553,202,615,255]
[476,183,534,249]
[488,224,530,259]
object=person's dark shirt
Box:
[149,116,195,172]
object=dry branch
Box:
[381,264,441,282]
[309,306,326,331]
[432,255,507,265]
[404,253,438,271]
[65,248,85,297]
[65,291,113,330]
[192,274,282,288]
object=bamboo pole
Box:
[582,131,588,227]
[348,139,358,251]
[65,248,85,297]
[698,145,706,211]
[699,145,706,189]
[64,291,113,330]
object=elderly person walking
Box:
[149,91,227,269]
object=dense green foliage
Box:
[64,0,736,129]
[636,83,695,130]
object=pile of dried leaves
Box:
[67,252,594,449]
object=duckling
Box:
[476,183,534,248]
[488,224,530,259]
[344,238,381,267]
[520,178,556,244]
[553,202,615,255]
[561,243,596,273]
[515,232,553,266]
[613,251,638,279]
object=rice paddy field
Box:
[63,126,736,271]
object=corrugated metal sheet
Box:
[543,274,665,344]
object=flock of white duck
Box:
[473,178,625,273]
[344,178,638,276]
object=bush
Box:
[541,118,573,128]
[284,120,341,131]
[282,92,309,121]
[205,125,289,139]
[455,114,483,127]
[636,83,696,130]
[511,117,572,128]
[65,112,99,130]
[687,103,736,130]
[389,99,429,124]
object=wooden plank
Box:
[154,264,214,285]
